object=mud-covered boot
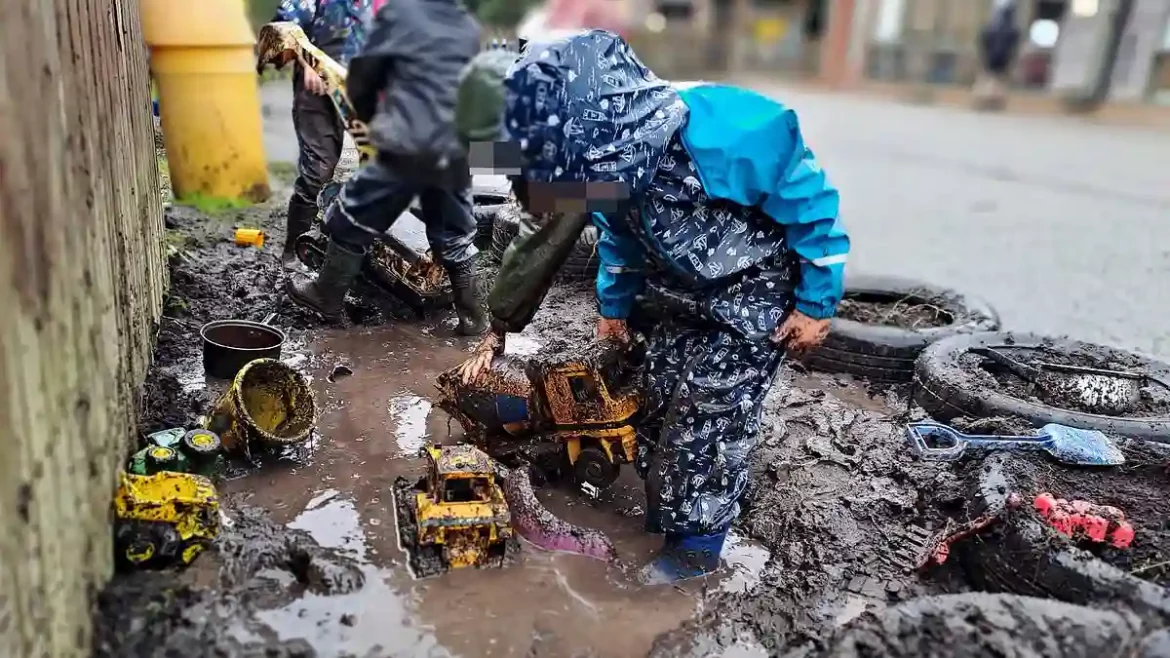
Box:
[282,199,316,269]
[446,261,489,336]
[639,531,726,585]
[285,240,365,319]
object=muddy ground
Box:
[835,295,951,330]
[955,348,1170,418]
[96,158,1169,657]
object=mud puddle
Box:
[220,324,753,657]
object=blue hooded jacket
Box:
[504,32,848,327]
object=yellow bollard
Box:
[141,0,270,202]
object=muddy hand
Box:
[772,310,830,355]
[459,331,504,384]
[596,318,630,343]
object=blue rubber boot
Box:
[639,531,727,585]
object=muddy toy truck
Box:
[113,471,221,569]
[395,444,516,578]
[436,339,643,491]
[256,22,511,311]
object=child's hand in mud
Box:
[459,331,505,384]
[596,318,630,343]
[773,310,829,355]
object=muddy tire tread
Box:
[913,331,1170,441]
[805,275,1000,383]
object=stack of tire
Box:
[487,200,601,284]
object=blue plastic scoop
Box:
[904,422,1125,466]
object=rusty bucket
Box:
[205,358,317,456]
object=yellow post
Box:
[141,0,270,202]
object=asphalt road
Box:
[750,84,1170,360]
[261,79,1170,359]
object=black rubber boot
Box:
[446,260,488,336]
[282,199,317,269]
[285,240,365,319]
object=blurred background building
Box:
[242,0,1170,105]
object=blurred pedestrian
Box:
[975,0,1021,109]
[274,0,374,269]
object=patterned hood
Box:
[503,31,688,198]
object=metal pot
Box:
[200,313,285,380]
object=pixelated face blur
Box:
[468,140,629,216]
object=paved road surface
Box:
[261,79,1170,359]
[760,85,1170,359]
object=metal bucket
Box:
[200,314,285,380]
[205,358,317,456]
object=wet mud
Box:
[957,346,1170,417]
[101,156,1170,656]
[836,294,953,329]
[976,443,1170,587]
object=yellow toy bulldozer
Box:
[112,471,221,569]
[394,444,516,578]
[436,338,643,490]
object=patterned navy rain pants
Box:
[636,316,785,537]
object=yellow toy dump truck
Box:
[394,444,516,578]
[113,471,221,569]
[436,339,643,491]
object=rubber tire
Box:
[182,429,222,456]
[955,453,1170,619]
[558,225,600,283]
[804,275,1001,385]
[913,331,1170,442]
[473,203,506,248]
[490,203,522,263]
[488,204,601,284]
[573,445,619,490]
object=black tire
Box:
[490,203,522,262]
[182,429,222,456]
[573,445,619,489]
[954,453,1170,620]
[804,275,1001,384]
[473,203,506,248]
[557,225,600,283]
[489,204,602,283]
[294,230,327,271]
[914,332,1170,442]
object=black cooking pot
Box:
[201,313,286,380]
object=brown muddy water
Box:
[206,324,769,657]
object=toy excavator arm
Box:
[256,22,360,127]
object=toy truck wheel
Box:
[182,429,222,456]
[573,445,619,489]
[295,231,327,271]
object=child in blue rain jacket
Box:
[457,31,849,583]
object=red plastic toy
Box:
[1033,492,1134,549]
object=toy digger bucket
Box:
[205,358,317,456]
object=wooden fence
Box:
[0,0,165,656]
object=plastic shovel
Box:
[904,422,1125,466]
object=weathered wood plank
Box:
[0,0,164,655]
